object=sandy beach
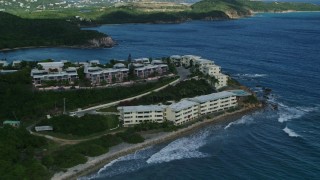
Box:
[52,105,263,180]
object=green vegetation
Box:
[0,126,51,179]
[0,67,177,123]
[191,0,320,14]
[0,12,105,49]
[119,79,213,106]
[237,0,320,12]
[133,121,179,132]
[98,106,118,112]
[37,114,118,137]
[96,9,229,24]
[244,95,259,104]
[43,134,121,170]
[43,130,143,170]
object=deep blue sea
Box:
[2,12,320,179]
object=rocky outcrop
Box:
[225,9,252,19]
[88,36,116,48]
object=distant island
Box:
[1,0,320,50]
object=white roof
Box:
[169,100,199,112]
[151,60,163,64]
[31,69,47,76]
[135,64,168,71]
[134,58,149,61]
[90,68,129,75]
[118,105,165,112]
[90,60,100,64]
[195,59,214,64]
[66,67,77,71]
[182,55,202,59]
[205,64,220,69]
[38,62,64,67]
[0,60,8,66]
[170,55,181,59]
[189,91,235,104]
[132,63,144,68]
[113,63,126,68]
[12,60,21,65]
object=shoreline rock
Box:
[0,36,116,52]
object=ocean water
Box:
[2,12,320,179]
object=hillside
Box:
[192,0,320,14]
[0,12,113,50]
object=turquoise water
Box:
[2,12,320,179]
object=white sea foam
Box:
[235,73,267,78]
[84,146,156,179]
[146,130,210,164]
[224,115,254,129]
[283,126,300,137]
[277,103,318,123]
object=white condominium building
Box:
[118,105,166,127]
[166,100,200,126]
[194,59,214,71]
[200,64,228,89]
[202,64,221,76]
[134,64,168,79]
[38,62,64,71]
[181,55,202,67]
[133,58,150,64]
[215,74,229,89]
[189,91,237,116]
[84,66,129,85]
[31,67,78,85]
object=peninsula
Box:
[0,55,265,179]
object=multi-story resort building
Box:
[165,100,200,126]
[170,54,229,89]
[31,62,78,85]
[133,58,150,65]
[188,91,237,116]
[117,105,166,127]
[118,91,240,127]
[38,61,64,71]
[84,65,129,85]
[134,64,168,79]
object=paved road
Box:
[176,66,191,80]
[71,77,180,116]
[27,77,180,144]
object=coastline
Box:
[0,45,115,53]
[1,10,320,53]
[52,104,264,180]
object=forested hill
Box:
[0,12,107,50]
[191,0,320,13]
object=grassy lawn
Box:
[36,114,120,139]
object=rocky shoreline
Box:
[52,104,264,180]
[0,36,116,52]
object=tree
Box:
[128,64,135,80]
[128,53,132,63]
[36,64,43,70]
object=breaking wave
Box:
[283,126,300,137]
[224,115,254,129]
[146,130,210,164]
[277,103,318,123]
[84,147,156,179]
[234,73,267,78]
